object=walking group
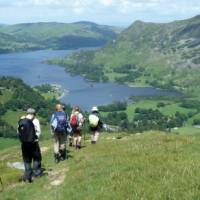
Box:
[17,104,103,182]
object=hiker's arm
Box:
[34,119,41,138]
[99,120,103,129]
[50,114,56,133]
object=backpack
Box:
[54,112,67,133]
[89,114,99,128]
[18,118,36,143]
[70,114,78,127]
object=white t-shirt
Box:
[77,113,84,126]
[26,114,41,138]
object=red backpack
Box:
[70,114,78,127]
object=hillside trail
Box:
[1,145,69,191]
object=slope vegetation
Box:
[1,132,200,199]
[0,77,71,139]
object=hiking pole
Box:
[0,177,4,192]
[83,131,86,147]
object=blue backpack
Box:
[54,111,67,133]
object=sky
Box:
[0,0,200,27]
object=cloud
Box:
[29,0,64,6]
[100,0,114,6]
[0,0,200,25]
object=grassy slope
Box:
[1,132,200,199]
[0,138,19,150]
[0,82,57,141]
[0,90,13,104]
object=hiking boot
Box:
[38,171,48,177]
[54,154,60,163]
[33,161,43,177]
[19,175,32,183]
[23,162,33,182]
[60,150,67,161]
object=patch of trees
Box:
[193,119,200,125]
[156,102,166,108]
[102,112,128,128]
[130,108,187,132]
[0,103,7,115]
[180,100,200,110]
[49,51,108,82]
[99,101,127,112]
[0,118,16,138]
[192,57,200,64]
[146,79,175,90]
[113,64,137,73]
[115,71,143,83]
[113,64,145,83]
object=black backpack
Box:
[18,118,36,143]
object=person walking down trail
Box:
[70,106,85,149]
[18,108,44,183]
[89,106,103,144]
[51,104,71,163]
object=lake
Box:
[0,49,176,110]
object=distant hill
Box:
[0,22,121,53]
[57,15,200,96]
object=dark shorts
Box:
[72,125,82,136]
[90,126,100,132]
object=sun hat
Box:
[91,106,99,112]
[27,108,36,114]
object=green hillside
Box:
[0,77,71,140]
[1,132,200,199]
[52,15,200,96]
[0,22,120,53]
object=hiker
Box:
[89,106,103,144]
[70,106,84,149]
[51,104,70,163]
[18,108,44,182]
[62,105,73,147]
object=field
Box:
[1,131,200,199]
[0,138,19,150]
[126,99,197,122]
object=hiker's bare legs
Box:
[73,133,78,148]
[77,135,82,146]
[91,131,99,144]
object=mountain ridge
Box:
[57,15,200,95]
[0,21,121,53]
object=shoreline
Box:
[50,84,69,100]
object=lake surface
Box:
[0,49,176,110]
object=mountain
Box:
[0,22,121,53]
[57,15,200,96]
